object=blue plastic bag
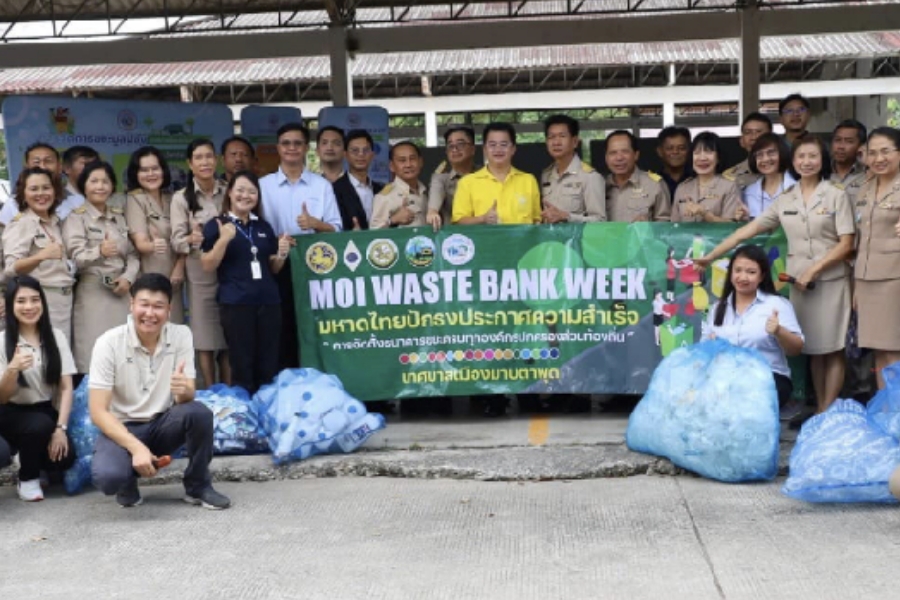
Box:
[783,399,900,503]
[626,339,780,482]
[866,362,900,440]
[63,378,99,495]
[257,368,386,465]
[195,384,268,455]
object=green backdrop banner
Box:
[292,223,789,401]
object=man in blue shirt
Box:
[260,123,343,369]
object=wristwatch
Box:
[56,424,67,431]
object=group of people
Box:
[0,90,898,505]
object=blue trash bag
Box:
[867,362,900,440]
[195,384,268,455]
[783,399,900,503]
[256,368,386,465]
[64,378,99,495]
[626,338,780,483]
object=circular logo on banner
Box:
[117,110,137,131]
[306,241,338,274]
[405,236,436,268]
[367,239,399,270]
[441,234,475,266]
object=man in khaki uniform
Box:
[779,93,811,147]
[830,119,869,204]
[723,112,773,191]
[605,130,670,222]
[371,141,428,229]
[427,126,477,230]
[541,115,606,223]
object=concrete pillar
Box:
[328,26,353,106]
[739,0,761,119]
[663,102,675,127]
[425,110,439,148]
[853,59,883,126]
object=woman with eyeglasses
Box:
[854,127,900,389]
[0,276,77,501]
[171,139,229,388]
[2,168,75,343]
[739,133,797,220]
[696,135,855,413]
[671,132,743,223]
[124,146,186,324]
[62,161,140,375]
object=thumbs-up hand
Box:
[352,216,362,231]
[149,224,168,255]
[277,233,292,258]
[483,200,499,225]
[40,241,64,261]
[765,309,781,336]
[391,200,415,227]
[170,359,191,398]
[218,218,236,242]
[734,204,749,222]
[541,201,568,224]
[189,220,204,248]
[99,231,119,258]
[297,202,319,231]
[8,344,34,373]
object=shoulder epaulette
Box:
[434,160,448,175]
[379,183,394,195]
[646,171,662,183]
[73,206,87,214]
[581,163,596,173]
[11,213,23,222]
[829,181,846,191]
[722,170,736,182]
[110,206,124,214]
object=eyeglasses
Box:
[138,166,163,174]
[867,148,899,159]
[486,142,512,150]
[347,147,372,156]
[754,148,780,160]
[279,140,307,148]
[317,139,343,148]
[782,107,808,116]
[447,142,471,152]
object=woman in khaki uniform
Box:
[855,127,900,390]
[171,139,229,388]
[2,167,75,343]
[63,162,140,374]
[697,135,856,413]
[672,132,743,223]
[123,147,185,323]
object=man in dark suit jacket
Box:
[332,129,384,230]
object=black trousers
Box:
[92,402,214,497]
[774,373,794,408]
[221,303,282,394]
[0,401,76,480]
[276,259,300,370]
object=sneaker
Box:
[116,481,143,508]
[184,487,231,510]
[17,479,44,502]
[779,400,804,422]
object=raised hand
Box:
[218,218,237,242]
[99,231,119,258]
[765,309,781,336]
[8,344,34,373]
[297,202,318,231]
[483,200,499,225]
[170,359,191,398]
[149,224,168,255]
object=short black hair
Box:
[657,126,691,146]
[482,122,517,145]
[220,136,255,157]
[389,140,422,161]
[691,132,725,173]
[748,133,791,175]
[126,146,172,192]
[741,112,773,132]
[62,145,99,167]
[444,126,475,144]
[24,142,59,162]
[606,130,639,152]
[544,115,579,137]
[869,126,900,150]
[316,125,344,145]
[779,93,810,114]
[788,134,832,181]
[833,119,867,146]
[76,160,118,196]
[344,129,374,150]
[276,122,310,143]
[131,272,173,302]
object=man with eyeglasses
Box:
[605,130,671,222]
[0,143,67,227]
[830,119,868,204]
[724,112,773,192]
[260,122,342,369]
[779,94,811,146]
[541,114,606,224]
[332,129,384,230]
[427,126,477,230]
[315,126,346,183]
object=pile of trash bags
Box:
[194,384,268,455]
[257,368,386,465]
[783,364,900,503]
[626,339,780,483]
[63,378,99,495]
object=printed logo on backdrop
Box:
[306,241,338,275]
[441,234,475,266]
[344,240,362,273]
[367,239,399,270]
[405,236,436,268]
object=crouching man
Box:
[88,273,230,509]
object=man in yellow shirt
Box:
[452,122,541,225]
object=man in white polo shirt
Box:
[89,273,230,509]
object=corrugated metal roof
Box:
[0,32,896,94]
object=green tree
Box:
[888,97,900,128]
[0,133,7,180]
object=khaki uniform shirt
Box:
[854,173,900,282]
[2,209,75,288]
[428,161,472,224]
[671,175,743,223]
[722,159,761,191]
[170,180,227,257]
[605,169,671,222]
[0,328,75,408]
[62,203,140,284]
[830,161,868,205]
[124,189,178,278]
[88,318,197,422]
[540,155,607,222]
[371,179,428,229]
[755,180,855,281]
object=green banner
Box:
[291,223,790,401]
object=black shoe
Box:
[184,487,231,510]
[116,481,143,508]
[483,397,508,417]
[365,400,394,415]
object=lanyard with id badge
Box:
[232,217,263,280]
